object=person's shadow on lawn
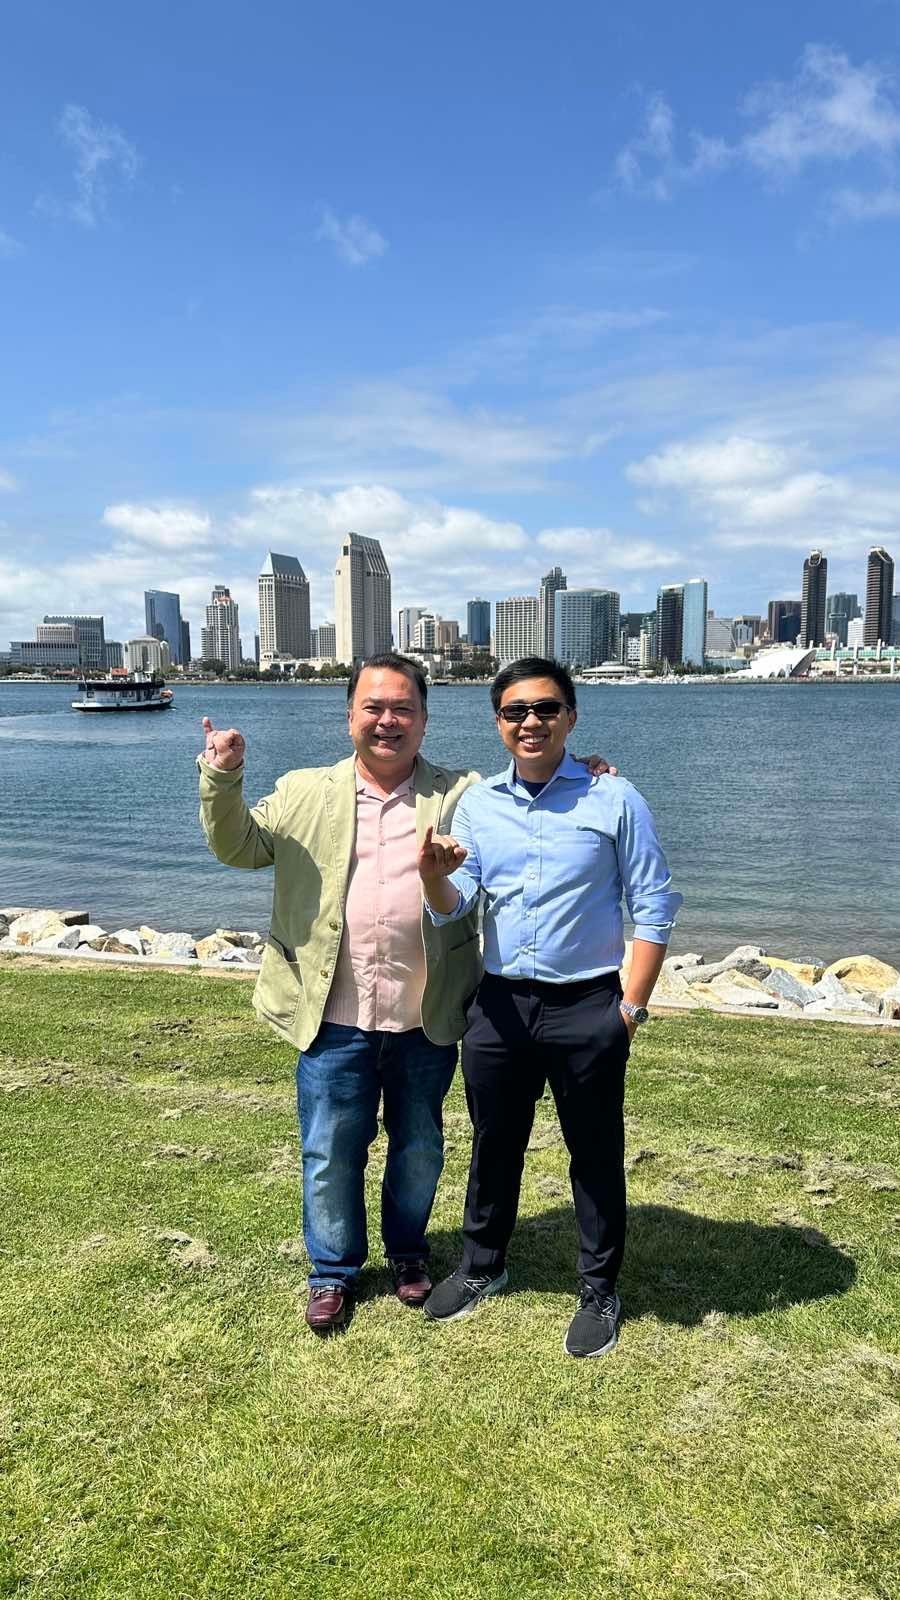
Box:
[426,1203,856,1325]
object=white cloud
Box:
[0,469,18,492]
[614,45,900,216]
[101,502,213,550]
[628,435,795,490]
[537,526,680,574]
[830,185,900,222]
[37,104,139,227]
[0,230,24,259]
[315,207,388,267]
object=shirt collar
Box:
[489,749,586,794]
[354,761,416,801]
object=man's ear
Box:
[568,708,578,731]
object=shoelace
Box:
[578,1286,617,1317]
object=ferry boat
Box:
[71,674,174,713]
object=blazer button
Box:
[320,968,329,979]
[329,920,340,931]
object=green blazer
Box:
[198,753,482,1051]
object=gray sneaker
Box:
[564,1287,621,1357]
[423,1268,508,1322]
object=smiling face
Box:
[496,674,577,782]
[347,666,427,789]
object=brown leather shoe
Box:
[390,1259,432,1308]
[305,1285,352,1334]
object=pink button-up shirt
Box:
[322,768,426,1033]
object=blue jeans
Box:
[296,1022,457,1288]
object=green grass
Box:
[1,959,899,1600]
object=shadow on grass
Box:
[424,1204,856,1326]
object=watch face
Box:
[624,1003,649,1024]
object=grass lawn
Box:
[1,959,899,1600]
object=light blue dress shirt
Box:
[427,751,682,982]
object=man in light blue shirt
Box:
[417,656,681,1357]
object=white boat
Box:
[71,675,174,712]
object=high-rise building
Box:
[181,619,191,665]
[639,614,658,667]
[732,614,761,648]
[438,619,460,650]
[315,621,337,660]
[412,613,439,652]
[825,592,860,646]
[893,593,900,645]
[656,586,684,665]
[203,585,241,671]
[124,636,171,674]
[397,607,425,652]
[334,532,392,664]
[258,552,311,659]
[864,547,895,645]
[705,615,736,655]
[682,579,708,665]
[539,567,567,657]
[767,599,802,644]
[800,551,828,647]
[12,624,81,669]
[144,590,183,665]
[104,641,123,670]
[553,589,620,667]
[466,599,491,650]
[847,617,865,648]
[43,614,105,669]
[494,596,539,663]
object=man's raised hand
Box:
[200,716,246,771]
[418,824,468,882]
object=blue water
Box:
[1,680,897,964]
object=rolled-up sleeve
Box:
[616,787,682,943]
[425,791,483,925]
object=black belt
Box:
[481,970,620,999]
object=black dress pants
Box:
[460,971,630,1295]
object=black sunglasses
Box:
[497,698,569,724]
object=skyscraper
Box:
[334,533,392,664]
[315,622,337,660]
[767,599,802,644]
[553,589,620,668]
[466,598,491,650]
[800,551,828,647]
[144,590,184,665]
[539,567,567,657]
[681,579,708,666]
[181,619,191,665]
[258,552,311,659]
[203,585,241,671]
[825,592,859,647]
[864,547,895,645]
[43,614,105,669]
[656,586,684,665]
[494,596,539,663]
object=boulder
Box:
[763,968,820,1008]
[33,926,83,952]
[214,928,263,949]
[195,933,253,962]
[823,956,900,996]
[8,911,68,947]
[765,956,825,985]
[806,971,879,1015]
[138,925,161,942]
[74,925,107,946]
[722,944,768,963]
[147,932,197,960]
[683,955,771,986]
[99,929,146,957]
[662,952,705,974]
[699,982,778,1010]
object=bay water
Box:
[1,679,897,966]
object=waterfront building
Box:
[539,567,567,657]
[316,621,337,660]
[800,551,828,647]
[412,613,439,652]
[893,593,900,644]
[438,619,460,650]
[625,635,641,668]
[494,596,539,663]
[466,598,491,650]
[104,641,123,670]
[864,547,895,646]
[43,614,105,670]
[258,551,311,659]
[656,585,684,665]
[397,607,425,652]
[10,631,80,669]
[124,635,171,673]
[639,615,657,667]
[705,615,735,655]
[767,599,802,644]
[144,590,184,665]
[334,532,392,664]
[203,585,241,671]
[682,579,708,666]
[553,588,620,668]
[181,620,191,665]
[732,614,761,647]
[825,592,860,647]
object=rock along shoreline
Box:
[2,907,899,1027]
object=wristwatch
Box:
[620,1000,650,1025]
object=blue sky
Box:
[3,0,900,648]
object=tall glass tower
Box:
[145,590,184,665]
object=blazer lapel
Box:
[414,756,449,846]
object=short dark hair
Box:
[490,656,577,714]
[347,652,428,710]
